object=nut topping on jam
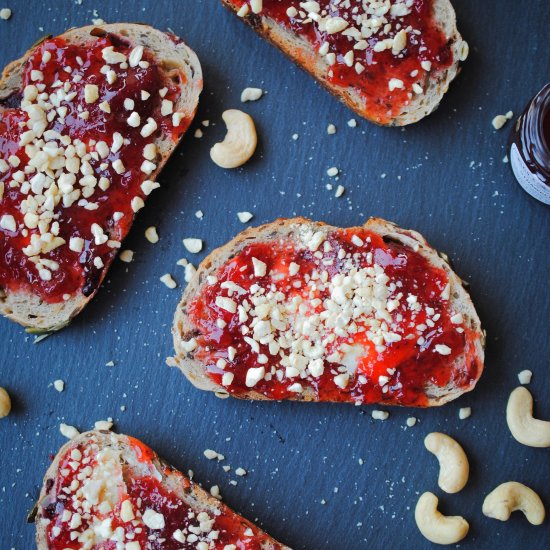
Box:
[187,225,481,406]
[0,35,189,303]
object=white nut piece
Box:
[506,386,550,447]
[0,386,11,418]
[482,482,545,525]
[415,492,469,545]
[424,432,469,494]
[210,109,257,169]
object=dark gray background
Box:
[0,1,549,548]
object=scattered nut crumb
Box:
[105,361,115,367]
[327,124,336,135]
[292,133,299,140]
[53,380,65,392]
[194,128,203,139]
[241,87,264,102]
[204,449,224,461]
[517,370,532,385]
[492,111,513,130]
[222,465,231,472]
[371,410,389,421]
[237,211,254,223]
[210,485,222,500]
[0,387,11,418]
[335,185,345,198]
[458,407,471,420]
[195,210,204,220]
[183,238,203,253]
[406,417,417,427]
[235,467,247,477]
[60,423,80,439]
[94,419,113,431]
[119,250,134,263]
[347,118,357,128]
[0,8,12,20]
[327,167,339,177]
[160,273,177,289]
[145,226,159,244]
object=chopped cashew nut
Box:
[483,482,545,526]
[210,110,257,169]
[0,386,11,418]
[241,87,263,102]
[517,369,532,385]
[415,492,469,545]
[424,432,469,494]
[506,386,550,447]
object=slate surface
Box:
[0,1,549,549]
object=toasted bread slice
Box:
[0,23,202,332]
[35,430,288,549]
[171,218,485,407]
[222,0,467,126]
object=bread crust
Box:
[171,217,485,406]
[35,430,288,549]
[221,0,464,126]
[0,23,203,332]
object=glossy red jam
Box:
[187,227,482,406]
[0,34,190,303]
[41,436,282,549]
[235,0,454,123]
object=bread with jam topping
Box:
[171,218,485,407]
[222,0,468,126]
[0,24,202,332]
[35,430,288,549]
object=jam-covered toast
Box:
[35,430,288,549]
[171,218,485,407]
[0,24,202,331]
[222,0,467,126]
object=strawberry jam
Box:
[186,225,483,406]
[0,33,191,303]
[40,434,283,549]
[234,0,457,123]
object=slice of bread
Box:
[222,0,467,125]
[171,218,485,407]
[35,430,288,549]
[0,24,202,332]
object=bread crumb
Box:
[458,407,471,420]
[241,87,263,102]
[183,238,203,253]
[60,423,79,439]
[0,8,12,20]
[517,369,532,385]
[160,273,177,289]
[94,419,113,431]
[371,410,389,421]
[53,380,65,392]
[237,211,254,223]
[119,250,134,263]
[406,417,417,427]
[145,226,159,244]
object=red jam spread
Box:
[0,33,191,303]
[41,435,282,549]
[235,0,456,123]
[187,226,482,406]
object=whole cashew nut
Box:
[483,482,545,525]
[210,109,257,169]
[415,492,469,545]
[424,432,469,493]
[506,386,550,447]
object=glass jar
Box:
[509,83,550,205]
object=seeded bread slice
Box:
[171,217,485,406]
[35,430,288,549]
[0,23,202,332]
[221,0,466,126]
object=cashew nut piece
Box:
[506,386,550,447]
[424,432,469,494]
[415,492,469,545]
[483,482,545,525]
[210,109,257,169]
[0,386,11,418]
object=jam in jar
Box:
[509,83,550,205]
